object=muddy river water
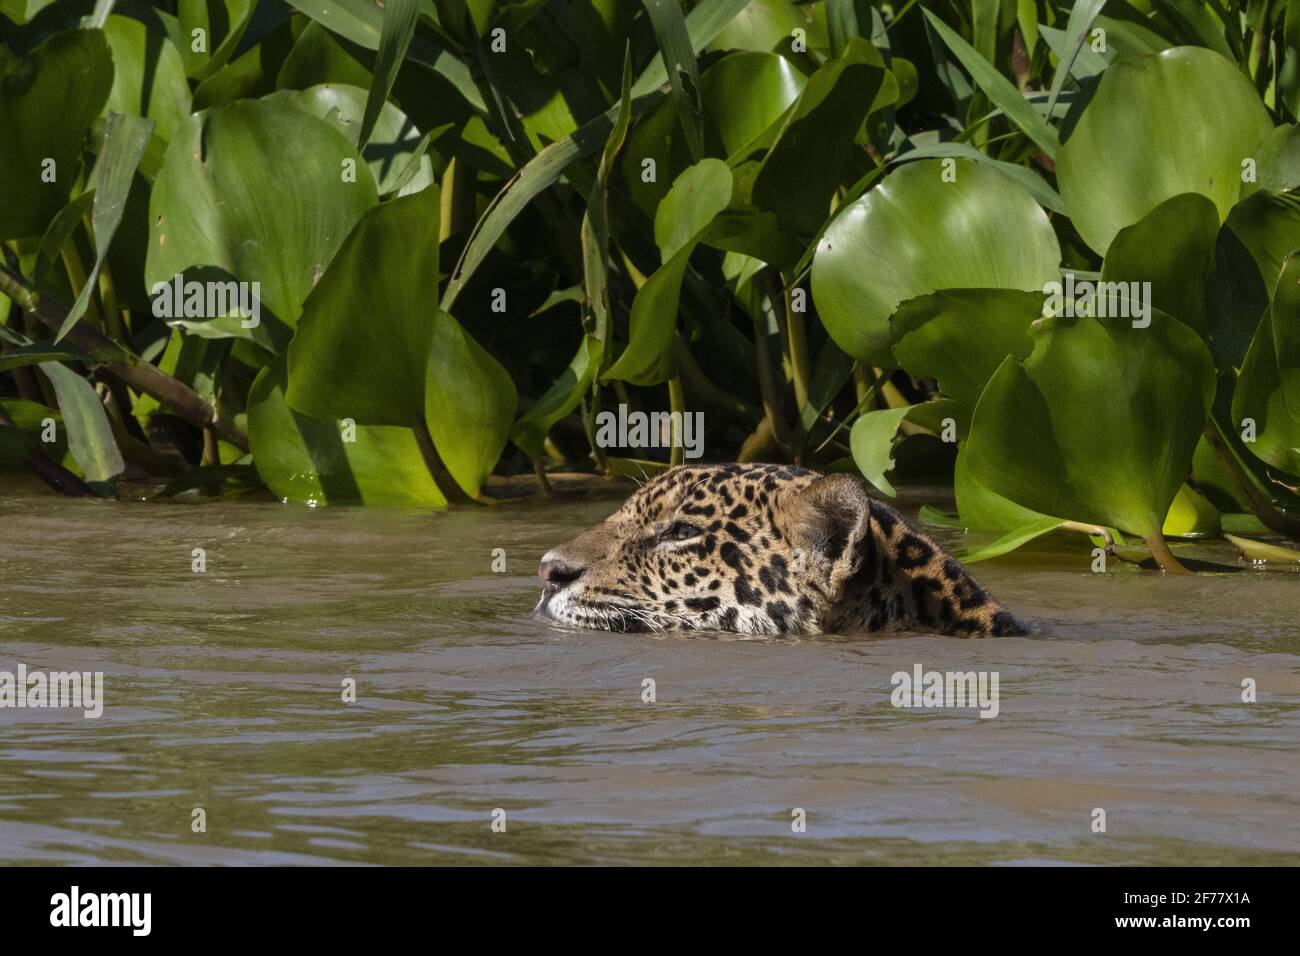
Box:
[1,478,1297,864]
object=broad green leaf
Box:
[103,14,192,142]
[1162,482,1222,538]
[511,335,603,459]
[624,51,805,219]
[707,0,827,53]
[751,38,886,237]
[248,357,447,507]
[603,159,733,385]
[0,0,59,23]
[1099,192,1218,337]
[1233,254,1300,476]
[890,289,1042,429]
[358,0,418,149]
[57,111,155,342]
[955,442,1054,531]
[966,309,1216,539]
[266,84,436,197]
[959,518,1065,564]
[812,159,1060,365]
[0,29,114,240]
[286,0,485,112]
[147,99,379,350]
[177,0,254,81]
[923,9,1060,160]
[1241,124,1300,199]
[424,311,517,498]
[849,405,913,497]
[891,143,1066,214]
[1057,46,1274,255]
[39,361,125,486]
[286,184,440,426]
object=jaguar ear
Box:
[784,474,873,588]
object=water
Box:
[1,476,1298,865]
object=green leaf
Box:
[812,158,1060,366]
[1232,253,1300,476]
[891,143,1066,214]
[57,111,155,342]
[1162,482,1222,538]
[442,0,751,311]
[358,0,419,149]
[0,343,92,373]
[1057,46,1274,255]
[642,0,705,162]
[147,99,379,350]
[103,13,192,143]
[1099,192,1218,337]
[0,0,60,24]
[966,309,1216,539]
[248,356,447,507]
[891,289,1042,429]
[751,38,886,237]
[603,159,733,385]
[39,361,124,486]
[424,311,517,499]
[959,518,1065,564]
[623,50,805,220]
[1241,124,1300,199]
[287,184,440,426]
[511,334,603,460]
[923,8,1060,160]
[266,84,437,198]
[955,442,1053,532]
[0,29,114,240]
[849,405,913,497]
[178,0,254,81]
[1044,0,1108,117]
[582,49,634,350]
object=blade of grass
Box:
[358,0,419,149]
[641,0,704,162]
[55,112,154,343]
[923,8,1060,160]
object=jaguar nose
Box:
[539,558,585,592]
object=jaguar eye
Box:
[661,521,700,542]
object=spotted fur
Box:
[536,464,1026,637]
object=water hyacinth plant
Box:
[1,0,1299,572]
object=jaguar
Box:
[535,463,1026,637]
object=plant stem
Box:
[667,375,685,467]
[781,272,811,412]
[1143,532,1192,574]
[0,409,96,497]
[1203,419,1300,538]
[411,419,473,504]
[0,263,249,451]
[749,308,792,458]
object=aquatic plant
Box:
[2,0,1299,570]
